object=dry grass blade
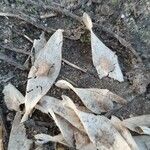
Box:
[0,125,4,150]
[21,29,63,122]
[8,112,33,150]
[56,80,127,114]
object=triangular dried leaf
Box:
[122,115,150,135]
[35,133,68,146]
[133,136,150,150]
[56,80,126,114]
[37,96,84,132]
[82,13,124,82]
[111,116,139,150]
[3,83,25,111]
[21,29,63,122]
[64,95,131,150]
[8,112,32,150]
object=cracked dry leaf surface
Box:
[56,80,126,114]
[82,12,124,82]
[21,29,63,122]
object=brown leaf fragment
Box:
[56,80,127,114]
[8,112,33,150]
[3,83,25,111]
[21,29,63,122]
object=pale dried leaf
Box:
[111,116,139,150]
[35,134,68,146]
[133,136,150,150]
[64,95,131,150]
[3,83,25,111]
[122,115,150,135]
[49,109,93,149]
[37,96,84,131]
[8,112,32,150]
[82,13,124,82]
[21,29,63,122]
[56,80,126,114]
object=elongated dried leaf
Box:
[8,112,32,150]
[82,13,124,82]
[133,136,150,150]
[49,109,94,149]
[3,83,25,111]
[21,29,63,122]
[111,116,139,150]
[56,80,126,114]
[0,126,3,150]
[37,96,84,131]
[35,134,68,146]
[63,95,131,150]
[122,115,150,135]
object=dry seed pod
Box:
[111,116,139,150]
[122,115,150,135]
[37,96,84,131]
[82,13,124,82]
[56,80,126,114]
[21,29,63,122]
[3,83,25,111]
[63,95,131,150]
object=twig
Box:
[62,58,87,73]
[0,52,27,70]
[40,12,57,19]
[23,35,34,43]
[0,44,30,55]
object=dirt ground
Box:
[0,0,150,149]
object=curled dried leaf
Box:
[56,80,126,114]
[64,95,131,150]
[21,29,63,122]
[122,115,150,135]
[3,83,25,111]
[35,134,68,146]
[82,13,124,82]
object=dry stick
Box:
[0,44,30,55]
[0,52,27,70]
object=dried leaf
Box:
[111,116,139,150]
[133,136,150,150]
[82,13,124,82]
[0,126,4,150]
[64,95,131,150]
[56,80,126,114]
[3,83,25,111]
[37,96,84,131]
[21,29,63,122]
[35,134,68,146]
[8,112,32,150]
[49,109,94,149]
[122,115,150,135]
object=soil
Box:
[0,0,150,150]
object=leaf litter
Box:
[2,12,150,150]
